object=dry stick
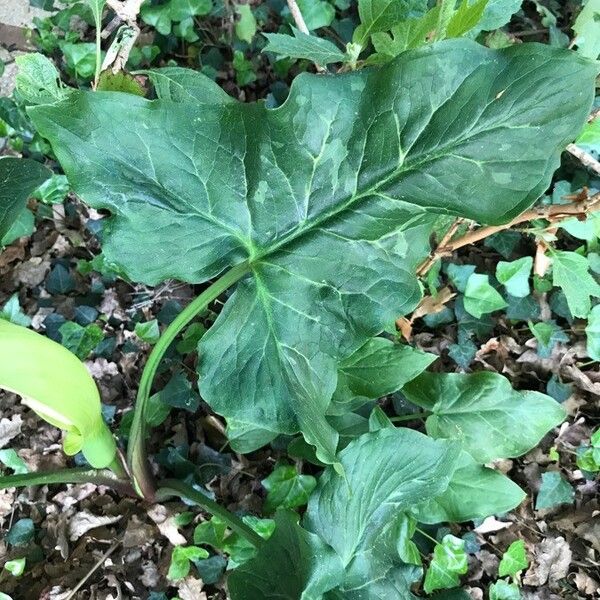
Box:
[64,541,121,600]
[567,143,600,177]
[103,0,144,71]
[285,0,326,73]
[416,192,600,277]
[416,217,464,277]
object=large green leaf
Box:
[403,372,566,462]
[228,510,344,599]
[0,157,50,240]
[304,428,459,596]
[411,451,525,524]
[28,41,596,463]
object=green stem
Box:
[156,478,264,548]
[390,411,431,423]
[415,526,439,546]
[0,467,135,496]
[127,261,251,500]
[94,24,102,87]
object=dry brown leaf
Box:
[0,414,22,448]
[523,536,572,587]
[176,576,207,600]
[68,510,122,541]
[147,504,187,546]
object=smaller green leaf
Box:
[464,273,507,318]
[0,592,14,600]
[490,580,522,600]
[223,516,276,568]
[169,0,212,21]
[97,71,146,96]
[396,514,421,566]
[167,545,209,580]
[6,519,34,546]
[61,42,98,80]
[235,5,257,44]
[535,471,575,510]
[496,257,532,298]
[193,516,228,548]
[262,463,317,513]
[585,304,600,361]
[574,0,600,59]
[4,558,26,577]
[0,449,29,475]
[46,263,76,294]
[135,319,160,344]
[263,27,346,65]
[368,405,394,431]
[447,264,476,293]
[528,321,568,359]
[424,534,468,594]
[32,173,70,205]
[294,0,335,31]
[0,295,31,327]
[232,51,257,86]
[15,54,67,105]
[159,372,200,413]
[498,540,528,577]
[141,3,172,34]
[59,321,104,360]
[552,251,600,318]
[446,0,488,38]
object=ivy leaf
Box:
[167,545,209,580]
[585,304,600,361]
[135,319,160,344]
[498,540,528,577]
[403,372,566,462]
[235,5,257,44]
[304,428,459,596]
[6,519,34,546]
[464,273,507,318]
[473,0,523,31]
[496,257,532,298]
[574,0,600,59]
[528,320,568,358]
[4,558,26,577]
[535,471,574,510]
[14,54,67,105]
[169,0,212,21]
[423,535,468,594]
[29,41,596,465]
[263,27,346,65]
[229,510,344,599]
[396,514,421,566]
[294,0,335,30]
[552,250,600,318]
[0,294,31,327]
[59,321,104,360]
[490,580,522,600]
[412,451,525,524]
[261,463,317,512]
[446,0,488,38]
[0,156,50,240]
[0,448,29,475]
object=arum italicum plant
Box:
[0,320,117,470]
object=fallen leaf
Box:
[147,504,187,546]
[68,510,121,541]
[0,414,22,448]
[474,516,513,534]
[523,536,572,587]
[176,576,207,600]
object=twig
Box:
[64,541,121,600]
[285,0,326,73]
[567,143,600,177]
[416,192,600,277]
[102,0,144,72]
[416,217,464,277]
[286,0,310,34]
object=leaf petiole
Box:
[128,260,251,500]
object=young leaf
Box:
[167,545,209,580]
[6,519,34,547]
[262,464,317,512]
[0,449,29,475]
[235,5,257,44]
[135,319,160,344]
[535,471,575,510]
[396,514,421,566]
[464,273,507,318]
[574,0,600,59]
[15,54,67,105]
[412,451,525,524]
[423,535,468,593]
[496,257,532,298]
[304,428,459,596]
[474,0,522,31]
[0,157,50,240]
[228,510,344,599]
[4,558,26,577]
[0,294,31,327]
[498,539,528,577]
[446,0,488,38]
[28,41,597,465]
[585,304,600,361]
[294,0,335,30]
[355,0,428,45]
[263,27,346,66]
[0,321,116,468]
[490,580,522,600]
[403,372,566,462]
[193,516,228,548]
[551,250,600,318]
[59,321,104,360]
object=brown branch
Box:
[416,217,465,277]
[567,143,600,177]
[102,0,144,72]
[416,192,600,277]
